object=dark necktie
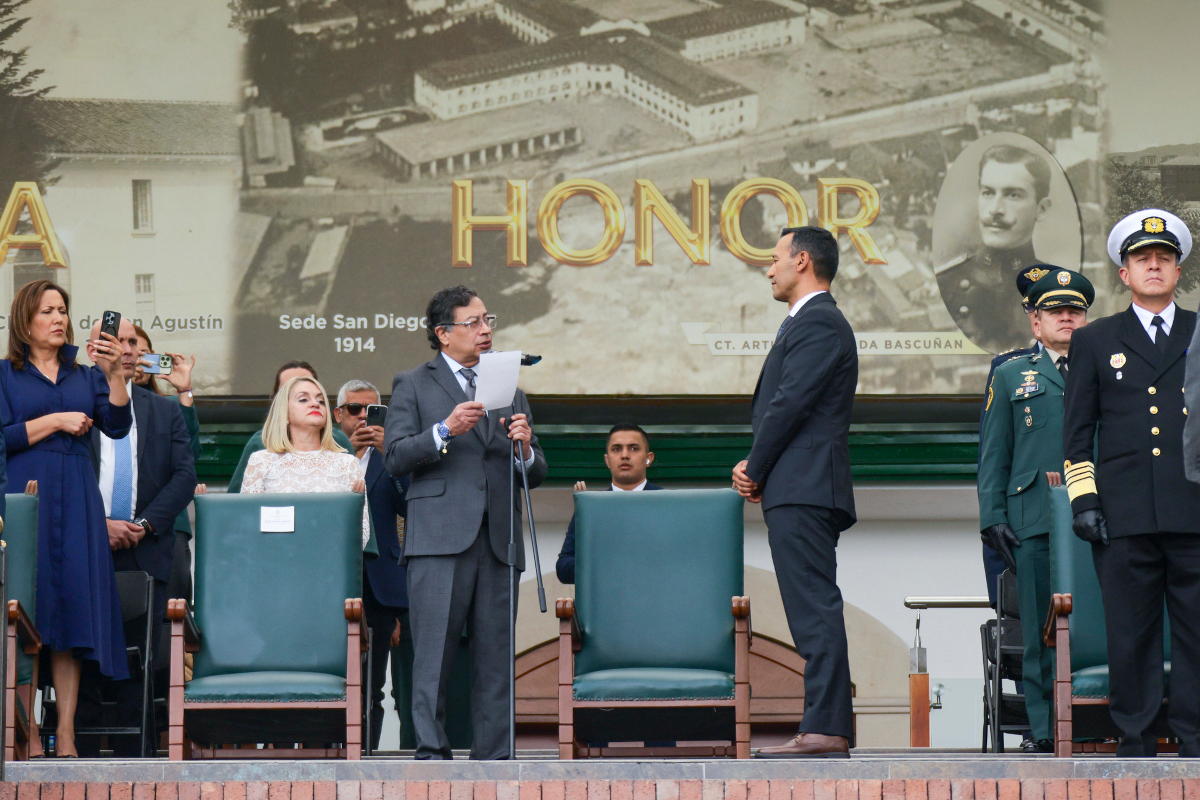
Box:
[776,313,795,342]
[1056,355,1068,379]
[460,367,487,435]
[1152,316,1169,355]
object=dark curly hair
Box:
[426,285,479,351]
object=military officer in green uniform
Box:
[977,267,1095,751]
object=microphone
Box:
[520,353,542,366]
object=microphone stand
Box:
[507,428,547,760]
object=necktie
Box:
[776,314,795,342]
[1152,316,1170,355]
[111,434,134,521]
[460,367,477,401]
[1056,356,1068,379]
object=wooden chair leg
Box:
[1046,594,1074,758]
[345,599,364,761]
[557,599,575,760]
[733,596,751,759]
[5,619,16,762]
[168,616,186,760]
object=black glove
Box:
[981,523,1020,573]
[1072,509,1109,545]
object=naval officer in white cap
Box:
[1062,208,1200,757]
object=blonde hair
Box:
[262,376,346,454]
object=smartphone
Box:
[100,310,121,339]
[138,353,173,375]
[366,404,387,428]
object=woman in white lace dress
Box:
[241,375,370,546]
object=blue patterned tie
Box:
[776,313,796,343]
[111,434,134,521]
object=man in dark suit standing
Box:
[556,423,662,585]
[1064,209,1200,757]
[80,317,195,757]
[732,226,857,759]
[384,285,547,760]
[333,379,409,752]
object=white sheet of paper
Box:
[260,506,295,533]
[474,350,522,410]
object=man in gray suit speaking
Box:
[384,285,547,760]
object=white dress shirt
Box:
[432,352,534,466]
[788,289,829,318]
[1131,301,1176,343]
[358,447,372,477]
[612,479,648,492]
[100,380,138,518]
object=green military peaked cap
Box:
[1027,267,1094,311]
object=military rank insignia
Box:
[1111,353,1127,368]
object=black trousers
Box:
[763,503,854,741]
[1092,533,1200,757]
[362,569,405,751]
[77,578,168,757]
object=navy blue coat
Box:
[89,384,197,583]
[555,482,663,585]
[364,448,409,609]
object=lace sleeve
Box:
[242,451,270,494]
[347,455,370,548]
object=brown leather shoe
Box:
[754,733,850,759]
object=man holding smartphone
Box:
[333,379,409,751]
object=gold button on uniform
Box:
[1151,406,1159,414]
[1153,447,1162,456]
[1152,427,1160,435]
[1150,387,1157,394]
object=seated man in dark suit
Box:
[80,316,196,757]
[333,379,409,752]
[556,424,662,584]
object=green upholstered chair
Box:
[3,493,40,761]
[1045,486,1171,756]
[556,489,750,759]
[169,493,368,760]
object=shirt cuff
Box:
[432,424,445,451]
[515,448,535,468]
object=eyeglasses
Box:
[440,314,498,332]
[339,403,369,415]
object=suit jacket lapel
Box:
[1118,306,1161,371]
[429,356,468,404]
[1152,309,1194,382]
[366,448,384,492]
[1033,352,1063,390]
[132,386,150,463]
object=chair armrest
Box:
[167,598,202,650]
[556,597,583,652]
[346,598,369,650]
[1043,592,1072,648]
[7,599,41,653]
[732,595,752,644]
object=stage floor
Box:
[9,750,1200,782]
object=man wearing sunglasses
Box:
[384,284,547,760]
[333,380,409,752]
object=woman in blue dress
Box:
[0,280,131,757]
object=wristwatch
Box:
[134,517,154,537]
[437,420,453,453]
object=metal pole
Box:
[508,439,517,760]
[517,454,546,613]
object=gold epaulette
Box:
[1064,460,1097,502]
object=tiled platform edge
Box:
[6,776,1200,800]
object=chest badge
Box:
[1111,353,1127,369]
[1117,371,1123,380]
